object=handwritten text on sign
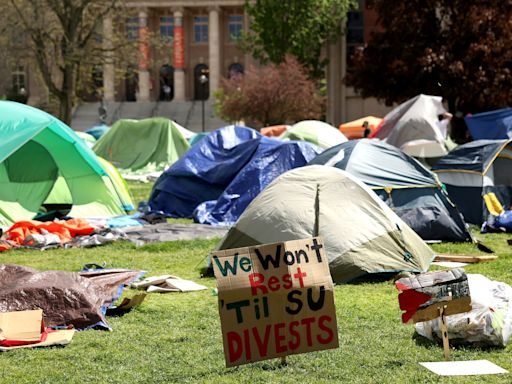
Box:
[212,237,339,367]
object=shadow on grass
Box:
[412,331,505,352]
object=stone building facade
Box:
[2,0,390,125]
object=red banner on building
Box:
[139,26,150,71]
[173,26,185,69]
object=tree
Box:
[347,1,512,117]
[215,56,325,127]
[2,0,128,124]
[243,0,357,78]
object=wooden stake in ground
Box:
[438,305,451,361]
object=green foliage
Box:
[243,0,357,78]
[346,0,512,115]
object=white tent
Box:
[373,94,450,158]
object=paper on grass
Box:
[420,360,508,376]
[144,278,208,293]
[164,278,207,292]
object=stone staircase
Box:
[71,100,228,133]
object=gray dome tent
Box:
[309,139,471,242]
[432,139,512,224]
[213,165,434,284]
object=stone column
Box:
[138,8,151,101]
[208,6,221,98]
[326,35,342,126]
[173,8,186,101]
[243,9,254,68]
[102,16,115,101]
[340,26,348,122]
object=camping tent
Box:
[188,132,209,146]
[339,116,382,140]
[85,124,109,140]
[213,165,434,283]
[149,125,321,219]
[371,94,450,158]
[0,101,132,227]
[465,108,512,140]
[194,139,322,225]
[76,131,97,148]
[93,117,190,172]
[260,125,290,138]
[309,139,471,242]
[432,139,512,224]
[280,120,348,148]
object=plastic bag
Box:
[415,274,512,347]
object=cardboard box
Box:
[0,309,74,351]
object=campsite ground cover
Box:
[1,182,511,383]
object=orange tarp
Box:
[6,219,95,246]
[339,116,382,140]
[260,125,290,137]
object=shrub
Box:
[215,56,325,128]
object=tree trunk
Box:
[59,64,75,126]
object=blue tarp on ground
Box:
[148,125,322,223]
[465,108,512,140]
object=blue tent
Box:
[433,139,512,224]
[85,124,109,140]
[188,132,209,146]
[149,125,321,222]
[465,108,512,140]
[309,139,472,242]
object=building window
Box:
[12,64,26,94]
[160,16,174,43]
[346,0,364,71]
[126,17,139,41]
[228,15,243,42]
[194,16,208,43]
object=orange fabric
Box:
[339,116,382,140]
[369,118,385,138]
[0,242,12,252]
[6,219,95,245]
[260,125,289,137]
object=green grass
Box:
[1,182,512,383]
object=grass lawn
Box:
[1,181,511,383]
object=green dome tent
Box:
[93,117,190,173]
[213,165,434,283]
[0,101,133,227]
[280,120,348,148]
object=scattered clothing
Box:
[67,229,127,248]
[481,211,512,233]
[122,222,227,246]
[6,219,95,246]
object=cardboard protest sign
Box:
[396,268,471,324]
[212,237,338,367]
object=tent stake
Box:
[438,306,451,361]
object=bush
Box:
[215,56,325,128]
